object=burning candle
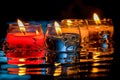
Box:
[87,13,114,50]
[3,19,45,52]
[45,20,81,63]
[61,19,90,52]
[45,21,81,53]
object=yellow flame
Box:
[93,13,101,25]
[17,19,26,33]
[54,21,62,35]
[36,30,39,35]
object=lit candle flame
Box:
[54,21,62,35]
[36,30,39,35]
[17,19,26,35]
[93,13,101,25]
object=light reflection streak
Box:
[80,42,114,78]
[0,42,114,79]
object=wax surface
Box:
[6,32,45,48]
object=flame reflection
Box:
[6,50,46,75]
[80,42,114,78]
[0,42,114,79]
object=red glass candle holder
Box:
[2,19,45,53]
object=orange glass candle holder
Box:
[87,18,114,52]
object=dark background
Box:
[0,0,114,20]
[0,0,120,79]
[0,0,116,38]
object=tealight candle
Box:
[3,19,45,52]
[45,20,81,63]
[45,20,81,53]
[87,13,114,51]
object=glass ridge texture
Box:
[2,22,45,53]
[86,18,114,52]
[45,19,81,64]
[45,19,81,53]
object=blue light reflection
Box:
[0,74,31,80]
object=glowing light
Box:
[19,58,25,62]
[36,30,39,35]
[54,21,62,35]
[18,67,26,76]
[93,13,101,25]
[17,19,26,34]
[93,52,100,60]
[53,67,62,76]
[66,20,72,26]
[18,64,25,66]
[91,68,99,73]
[54,63,61,66]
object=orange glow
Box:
[18,58,26,67]
[36,30,39,35]
[66,20,72,26]
[54,63,61,66]
[19,58,26,62]
[93,13,101,25]
[18,67,26,76]
[93,52,100,61]
[18,64,25,66]
[17,19,26,34]
[91,68,99,73]
[54,21,62,35]
[53,67,62,76]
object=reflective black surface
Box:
[0,44,114,80]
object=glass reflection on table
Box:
[0,42,114,80]
[6,51,46,76]
[80,42,114,78]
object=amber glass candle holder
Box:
[86,18,114,52]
